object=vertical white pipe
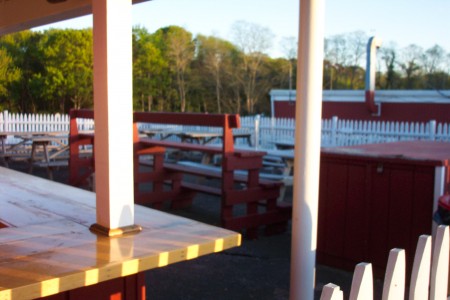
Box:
[290,0,325,299]
[365,36,382,114]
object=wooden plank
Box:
[175,161,289,183]
[369,162,391,272]
[409,235,432,300]
[429,226,449,300]
[180,181,222,196]
[321,160,348,259]
[320,284,343,300]
[140,139,223,154]
[164,162,223,179]
[411,166,434,247]
[0,198,65,228]
[387,166,414,262]
[382,249,405,300]
[0,167,241,299]
[139,140,265,158]
[224,188,280,205]
[349,263,373,300]
[343,163,369,263]
[134,112,240,128]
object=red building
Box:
[318,141,450,276]
[270,89,450,123]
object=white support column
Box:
[91,0,140,236]
[290,0,324,299]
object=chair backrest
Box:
[69,109,94,136]
[133,112,241,153]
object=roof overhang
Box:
[0,0,150,36]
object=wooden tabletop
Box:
[0,167,241,299]
[0,131,68,137]
[321,140,450,166]
[272,140,295,150]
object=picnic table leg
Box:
[246,169,260,239]
[221,169,234,230]
[169,155,197,209]
[152,152,165,209]
[28,143,37,174]
[134,148,167,208]
[0,136,5,158]
[0,138,7,167]
[42,142,53,180]
[1,157,7,168]
[29,141,53,180]
[47,165,55,181]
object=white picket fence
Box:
[1,111,450,148]
[320,225,449,300]
[241,115,450,149]
[0,111,94,145]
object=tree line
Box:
[0,24,449,114]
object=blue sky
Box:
[34,0,450,58]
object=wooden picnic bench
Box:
[68,109,95,188]
[133,112,291,238]
[68,110,291,238]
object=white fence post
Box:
[331,116,338,147]
[254,114,260,149]
[429,225,449,300]
[4,110,9,132]
[409,235,432,300]
[320,226,449,300]
[320,284,343,300]
[0,111,3,132]
[349,263,373,300]
[428,120,436,141]
[2,111,450,147]
[382,249,405,300]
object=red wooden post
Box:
[69,109,95,188]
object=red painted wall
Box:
[274,101,450,123]
[41,272,146,300]
[317,153,438,276]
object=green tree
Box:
[0,47,21,111]
[280,36,297,95]
[399,44,423,89]
[324,34,349,89]
[133,26,168,111]
[231,20,274,114]
[195,35,241,113]
[162,26,195,112]
[422,45,447,89]
[37,29,93,112]
[0,30,45,112]
[379,44,401,89]
[346,31,367,89]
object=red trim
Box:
[365,90,377,113]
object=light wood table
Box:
[0,167,241,299]
[265,149,295,176]
[273,140,295,150]
[27,135,69,180]
[0,132,68,168]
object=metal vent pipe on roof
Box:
[365,36,382,116]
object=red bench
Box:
[68,110,291,238]
[133,112,291,238]
[68,109,95,188]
